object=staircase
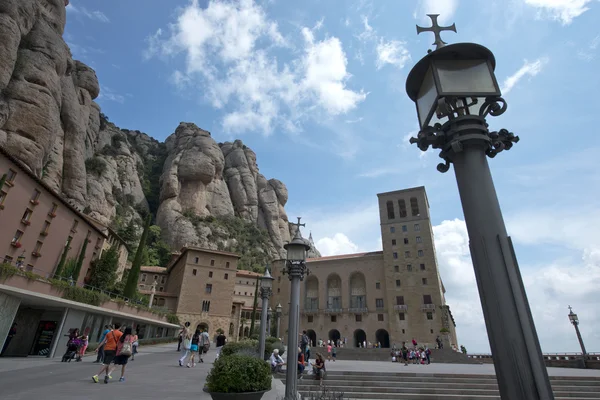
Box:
[332,348,479,364]
[288,371,600,399]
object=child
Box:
[79,335,88,361]
[331,345,336,362]
[326,343,332,361]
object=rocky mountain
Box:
[0,0,320,269]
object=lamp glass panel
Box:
[286,244,306,262]
[436,60,498,94]
[416,66,438,128]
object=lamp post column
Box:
[573,322,587,356]
[285,262,303,400]
[258,288,270,360]
[276,304,282,340]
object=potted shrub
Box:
[204,354,272,400]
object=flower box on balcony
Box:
[30,199,40,206]
[32,251,41,258]
[40,231,49,237]
[10,242,22,248]
[48,212,56,218]
[21,219,31,226]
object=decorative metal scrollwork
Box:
[485,128,519,158]
[479,96,507,118]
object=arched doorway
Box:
[375,329,390,348]
[197,322,209,332]
[306,329,317,347]
[353,329,366,348]
[243,326,249,337]
[328,329,341,344]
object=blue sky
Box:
[65,0,600,353]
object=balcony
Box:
[302,308,319,315]
[324,308,343,315]
[421,304,436,311]
[348,307,369,314]
[394,304,408,312]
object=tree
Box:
[54,236,73,278]
[249,275,259,336]
[146,225,172,267]
[0,174,6,190]
[123,215,151,299]
[87,245,119,290]
[71,238,89,282]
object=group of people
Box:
[92,323,139,383]
[390,339,431,366]
[177,321,226,368]
[269,330,326,386]
[62,328,89,362]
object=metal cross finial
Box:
[416,14,457,50]
[568,305,573,313]
[290,217,306,230]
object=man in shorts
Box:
[92,323,123,384]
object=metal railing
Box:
[302,307,319,314]
[348,307,369,313]
[421,304,436,310]
[394,304,408,311]
[324,308,343,314]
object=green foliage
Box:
[0,263,18,282]
[71,239,89,281]
[87,245,119,291]
[249,276,259,336]
[265,338,285,360]
[146,225,172,267]
[50,279,109,306]
[220,338,284,360]
[54,237,73,278]
[85,157,106,176]
[133,140,167,216]
[0,173,7,190]
[99,113,109,130]
[63,258,78,279]
[124,215,151,298]
[167,314,180,325]
[206,354,272,393]
[440,328,450,333]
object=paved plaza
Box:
[0,344,599,400]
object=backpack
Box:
[119,336,132,356]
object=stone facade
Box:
[271,187,459,349]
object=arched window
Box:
[386,201,395,220]
[410,197,420,216]
[398,199,407,218]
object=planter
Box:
[21,219,31,226]
[11,242,22,248]
[30,199,39,205]
[203,387,268,400]
[48,212,56,218]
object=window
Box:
[154,275,158,281]
[205,284,213,294]
[420,263,425,271]
[6,169,17,184]
[375,282,380,289]
[378,314,384,321]
[331,315,337,323]
[394,265,399,272]
[33,241,43,253]
[386,200,395,219]
[277,288,280,293]
[71,220,79,233]
[376,298,384,308]
[394,198,406,218]
[308,316,314,323]
[355,314,362,322]
[86,230,92,239]
[0,190,6,208]
[395,279,401,287]
[402,329,406,334]
[226,262,230,268]
[407,264,412,272]
[423,295,432,304]
[393,252,398,259]
[403,238,409,245]
[396,296,404,305]
[192,269,197,276]
[210,259,215,266]
[391,239,396,246]
[410,197,420,216]
[161,276,166,283]
[21,208,33,223]
[399,313,405,321]
[418,250,424,257]
[159,287,164,292]
[195,257,199,263]
[422,278,428,285]
[224,273,229,280]
[3,255,13,264]
[141,274,147,282]
[416,236,422,243]
[414,223,420,231]
[430,329,434,334]
[31,189,41,203]
[427,312,433,320]
[12,230,23,244]
[26,264,34,272]
[402,225,408,232]
[49,203,58,216]
[244,292,247,296]
[209,271,213,278]
[390,226,395,233]
[278,276,281,282]
[404,251,410,258]
[202,300,211,312]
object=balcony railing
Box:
[324,308,343,314]
[348,307,368,314]
[302,308,319,315]
[394,304,408,311]
[421,304,436,311]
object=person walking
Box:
[94,325,111,363]
[178,322,191,366]
[186,329,201,367]
[401,342,408,366]
[113,326,134,382]
[326,343,332,361]
[1,323,17,356]
[78,335,88,361]
[425,346,431,365]
[215,330,226,359]
[199,328,210,363]
[92,323,123,384]
[130,329,139,361]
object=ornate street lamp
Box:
[258,267,274,360]
[405,14,553,400]
[276,303,282,339]
[568,306,587,365]
[283,218,311,400]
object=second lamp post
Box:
[258,267,274,360]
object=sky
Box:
[65,0,600,353]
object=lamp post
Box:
[283,218,311,400]
[267,307,273,336]
[405,15,554,400]
[276,303,282,339]
[568,306,587,366]
[258,268,274,360]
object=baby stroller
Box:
[61,338,82,362]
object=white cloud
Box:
[66,3,110,23]
[345,117,363,124]
[145,0,365,135]
[316,233,361,256]
[414,0,459,24]
[98,86,125,103]
[357,167,399,178]
[376,39,411,70]
[501,57,549,94]
[524,0,594,24]
[578,34,600,61]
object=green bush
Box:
[206,354,272,393]
[220,338,285,360]
[166,314,180,325]
[440,328,450,333]
[0,263,18,282]
[85,157,107,176]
